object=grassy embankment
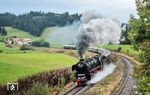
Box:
[98,44,141,55]
[4,27,40,40]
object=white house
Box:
[6,37,32,45]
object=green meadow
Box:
[5,27,41,40]
[98,44,141,55]
[0,52,77,85]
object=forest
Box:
[0,11,81,36]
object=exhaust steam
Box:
[76,11,121,58]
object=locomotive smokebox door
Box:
[79,58,84,62]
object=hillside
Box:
[98,44,141,55]
[5,27,40,40]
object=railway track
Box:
[62,86,85,95]
[62,47,136,95]
[59,84,95,95]
[116,57,136,95]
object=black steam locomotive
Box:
[72,54,111,86]
[63,45,112,85]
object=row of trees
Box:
[128,0,150,94]
[19,40,50,50]
[31,40,50,47]
[0,11,81,36]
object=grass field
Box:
[5,27,41,40]
[0,42,20,51]
[0,52,77,84]
[5,27,55,41]
[98,44,141,55]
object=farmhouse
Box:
[5,37,32,45]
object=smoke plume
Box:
[45,21,80,45]
[81,10,102,24]
[76,11,121,58]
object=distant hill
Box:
[0,11,81,36]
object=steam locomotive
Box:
[63,45,112,85]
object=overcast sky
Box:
[0,0,138,22]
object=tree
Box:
[0,27,7,36]
[128,0,150,94]
[20,45,32,50]
[129,0,150,64]
[120,23,131,44]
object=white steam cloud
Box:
[76,10,122,58]
[81,18,121,44]
[45,10,121,50]
[81,10,102,24]
[88,63,116,84]
[46,21,80,45]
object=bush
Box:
[127,50,129,53]
[117,47,122,52]
[137,77,150,94]
[31,41,50,47]
[0,50,3,53]
[41,42,49,47]
[5,44,12,48]
[20,45,32,50]
[24,82,49,95]
[0,37,5,42]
